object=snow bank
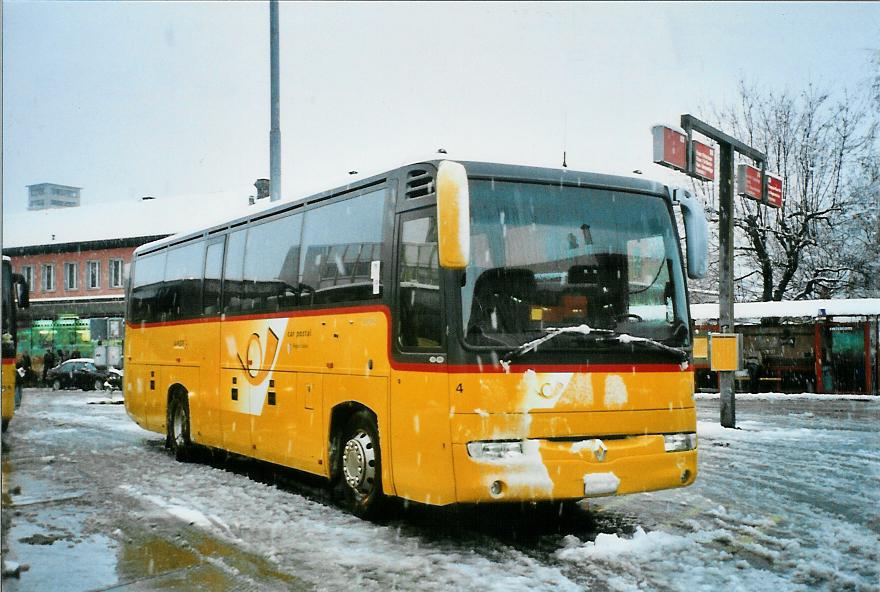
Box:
[557,526,693,561]
[691,298,880,320]
[696,392,877,402]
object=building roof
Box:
[3,190,258,249]
[27,182,82,190]
[691,299,880,320]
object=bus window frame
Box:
[203,236,226,317]
[393,207,447,356]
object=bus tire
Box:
[339,410,385,520]
[168,394,193,462]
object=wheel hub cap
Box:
[173,408,185,446]
[342,430,375,493]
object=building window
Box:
[20,265,34,290]
[109,259,124,288]
[64,262,78,291]
[87,261,100,289]
[42,264,55,292]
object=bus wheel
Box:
[168,395,193,462]
[339,411,385,519]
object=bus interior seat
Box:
[469,268,536,335]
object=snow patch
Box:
[484,440,554,497]
[583,472,620,496]
[604,375,628,407]
[120,486,216,529]
[557,526,694,562]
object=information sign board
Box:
[736,164,762,201]
[691,140,715,181]
[652,125,687,171]
[766,173,783,208]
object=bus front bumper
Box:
[451,436,697,503]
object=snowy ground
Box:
[2,388,878,591]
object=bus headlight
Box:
[467,440,524,460]
[664,433,697,452]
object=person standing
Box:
[20,351,33,385]
[42,349,56,384]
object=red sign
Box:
[691,140,715,181]
[652,125,687,171]
[766,173,783,208]
[736,164,762,201]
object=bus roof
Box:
[134,160,670,257]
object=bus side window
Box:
[299,190,386,305]
[203,239,225,316]
[130,251,166,323]
[398,216,442,348]
[243,214,302,313]
[163,241,204,321]
[223,229,247,314]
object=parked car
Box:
[104,367,123,391]
[46,358,112,391]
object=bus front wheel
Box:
[168,394,193,462]
[339,411,385,519]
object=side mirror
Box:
[673,188,709,279]
[12,273,29,309]
[436,160,470,269]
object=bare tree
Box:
[705,81,878,301]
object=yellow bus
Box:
[2,256,30,432]
[124,160,708,518]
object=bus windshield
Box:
[462,180,689,351]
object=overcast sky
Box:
[3,1,878,216]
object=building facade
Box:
[4,236,166,320]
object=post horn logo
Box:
[237,327,279,386]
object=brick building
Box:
[3,190,252,322]
[5,238,164,319]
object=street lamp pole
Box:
[269,0,281,202]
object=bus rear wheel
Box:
[168,394,193,462]
[339,411,385,519]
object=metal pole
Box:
[269,0,281,202]
[718,141,736,428]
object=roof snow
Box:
[691,299,880,320]
[2,190,265,249]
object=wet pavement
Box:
[1,388,307,591]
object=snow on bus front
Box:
[449,179,696,502]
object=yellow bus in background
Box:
[2,256,30,432]
[124,160,708,518]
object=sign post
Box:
[653,116,783,428]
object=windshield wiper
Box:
[501,325,614,362]
[501,324,687,363]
